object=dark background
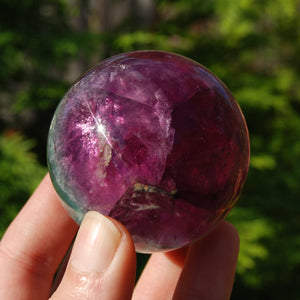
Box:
[0,0,299,298]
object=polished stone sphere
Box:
[47,50,250,253]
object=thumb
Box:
[50,211,136,300]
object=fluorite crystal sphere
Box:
[47,50,250,253]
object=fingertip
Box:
[70,211,122,274]
[212,220,240,252]
[173,221,240,300]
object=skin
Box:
[0,173,239,299]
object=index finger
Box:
[133,221,239,300]
[0,173,78,300]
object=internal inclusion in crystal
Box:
[132,182,178,198]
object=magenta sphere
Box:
[47,51,250,253]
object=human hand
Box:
[0,174,239,300]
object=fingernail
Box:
[70,211,121,273]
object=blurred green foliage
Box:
[0,132,47,233]
[0,0,299,298]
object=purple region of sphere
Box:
[47,51,250,253]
